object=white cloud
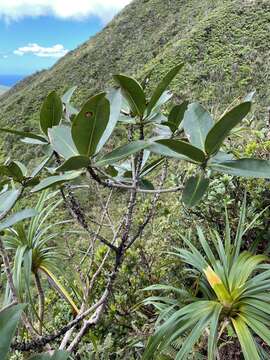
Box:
[0,0,131,23]
[14,43,69,58]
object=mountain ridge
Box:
[1,0,270,157]
[0,85,9,95]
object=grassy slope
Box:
[1,0,270,157]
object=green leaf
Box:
[48,125,78,159]
[28,350,69,360]
[62,86,77,104]
[31,171,82,192]
[182,175,209,208]
[140,158,164,177]
[149,91,173,114]
[20,138,48,145]
[143,284,188,296]
[232,317,260,360]
[155,139,206,163]
[147,63,183,115]
[167,101,188,132]
[241,314,270,348]
[31,154,53,178]
[0,189,20,218]
[71,93,110,157]
[40,91,63,136]
[175,314,211,359]
[139,179,154,190]
[183,102,214,150]
[210,159,270,179]
[56,156,90,172]
[148,142,189,161]
[0,162,25,182]
[113,74,146,116]
[208,304,223,360]
[0,304,26,360]
[96,89,122,153]
[0,209,38,231]
[205,102,251,155]
[0,128,47,143]
[95,141,149,167]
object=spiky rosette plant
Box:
[3,190,79,334]
[142,200,270,360]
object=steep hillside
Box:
[1,0,270,157]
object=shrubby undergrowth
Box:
[0,64,269,359]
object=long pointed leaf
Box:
[147,64,183,115]
[113,74,146,116]
[205,102,251,155]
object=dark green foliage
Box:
[71,93,110,156]
[40,91,63,136]
[0,304,25,360]
[182,175,209,207]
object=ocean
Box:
[0,74,25,87]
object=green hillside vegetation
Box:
[1,0,270,359]
[1,0,270,158]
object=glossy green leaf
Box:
[167,101,188,132]
[209,151,234,164]
[151,91,173,111]
[155,139,206,163]
[0,189,20,219]
[48,125,78,159]
[62,86,77,104]
[148,142,189,161]
[183,102,213,150]
[0,304,26,360]
[232,317,260,360]
[182,175,209,208]
[56,156,90,172]
[96,89,122,153]
[113,74,146,116]
[31,171,82,192]
[210,159,270,178]
[0,128,47,143]
[28,350,69,360]
[40,91,63,135]
[95,141,149,167]
[147,63,183,115]
[71,93,110,157]
[205,102,251,155]
[0,209,38,231]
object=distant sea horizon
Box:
[0,74,26,87]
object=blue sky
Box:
[0,1,131,84]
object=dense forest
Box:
[1,0,270,359]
